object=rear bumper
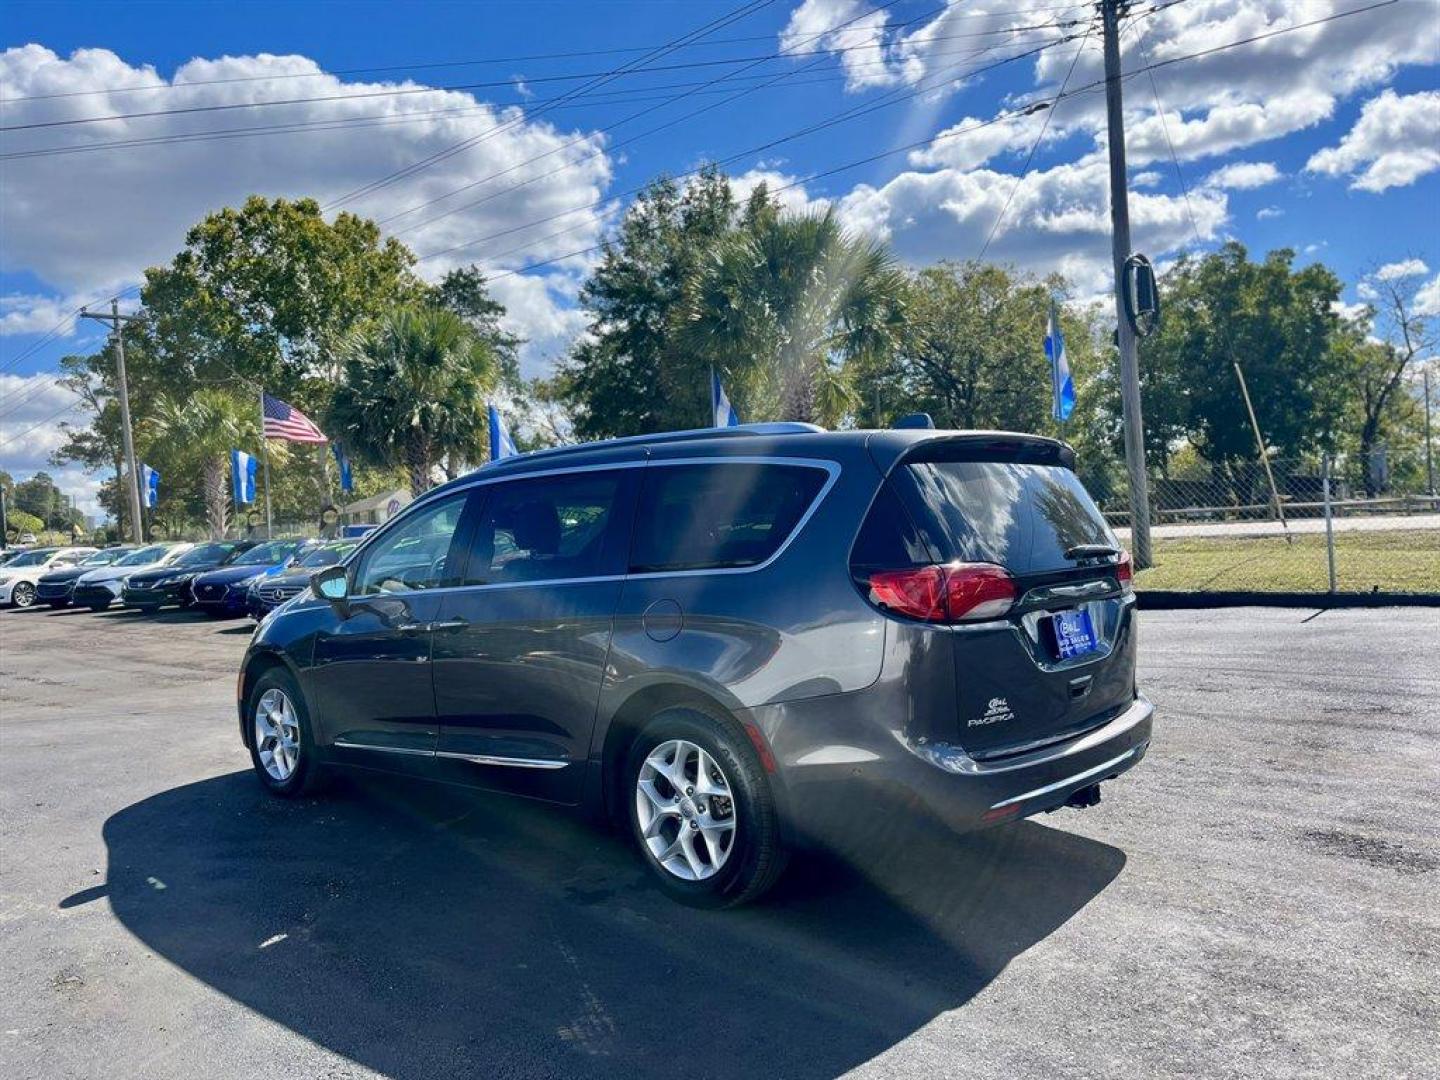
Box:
[0,580,17,604]
[758,693,1153,847]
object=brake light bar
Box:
[1116,551,1133,593]
[868,562,1017,623]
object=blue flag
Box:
[331,442,353,493]
[711,369,740,427]
[231,449,257,505]
[1046,302,1075,423]
[140,463,160,508]
[488,404,518,461]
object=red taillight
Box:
[1115,551,1133,593]
[868,562,1016,623]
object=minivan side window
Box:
[351,494,468,595]
[463,471,625,585]
[630,462,827,573]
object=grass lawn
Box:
[1134,528,1440,594]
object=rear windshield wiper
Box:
[1064,543,1122,561]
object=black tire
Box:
[625,707,788,908]
[10,582,36,608]
[244,666,326,798]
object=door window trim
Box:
[341,456,841,597]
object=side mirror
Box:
[311,564,350,614]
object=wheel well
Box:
[598,683,740,826]
[240,653,288,719]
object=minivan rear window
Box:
[895,459,1115,574]
[630,463,827,573]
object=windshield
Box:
[80,549,128,567]
[4,549,56,568]
[176,542,238,567]
[116,545,171,566]
[232,540,301,566]
[298,543,356,568]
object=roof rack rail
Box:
[483,421,825,468]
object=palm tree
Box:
[331,307,500,497]
[683,207,906,425]
[146,390,261,538]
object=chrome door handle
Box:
[394,622,424,633]
[429,619,468,632]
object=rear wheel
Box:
[625,708,787,908]
[246,667,325,797]
[10,583,36,608]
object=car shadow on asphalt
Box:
[98,770,1125,1079]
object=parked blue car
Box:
[189,539,309,617]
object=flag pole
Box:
[259,389,273,539]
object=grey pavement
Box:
[1,603,1436,1079]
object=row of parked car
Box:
[0,537,359,619]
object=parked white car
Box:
[0,546,100,608]
[71,542,195,611]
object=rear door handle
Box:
[429,619,469,632]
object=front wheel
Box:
[625,708,788,908]
[10,582,36,608]
[245,668,326,797]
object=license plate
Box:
[1051,609,1099,660]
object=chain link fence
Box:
[1091,457,1440,595]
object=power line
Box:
[413,29,1086,263]
[383,28,1061,235]
[320,0,785,212]
[464,0,1399,283]
[975,16,1095,263]
[4,25,1078,165]
[0,2,1096,104]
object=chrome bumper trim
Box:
[904,694,1153,776]
[434,750,569,770]
[988,743,1145,810]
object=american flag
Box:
[262,393,327,444]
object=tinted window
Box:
[849,483,937,577]
[116,545,171,566]
[232,540,301,566]
[898,460,1115,573]
[176,542,238,566]
[464,472,623,585]
[298,542,356,568]
[353,495,467,595]
[630,463,827,573]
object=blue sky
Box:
[3,0,1438,513]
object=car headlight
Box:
[0,577,11,587]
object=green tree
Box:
[684,205,906,425]
[555,168,747,438]
[330,307,500,497]
[141,195,423,407]
[13,472,67,528]
[430,265,524,387]
[1137,243,1351,471]
[144,390,265,538]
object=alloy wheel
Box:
[254,687,301,782]
[12,583,35,608]
[635,738,737,881]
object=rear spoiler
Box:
[866,430,1076,476]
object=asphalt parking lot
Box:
[1,604,1436,1080]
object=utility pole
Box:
[1100,0,1154,568]
[80,300,145,544]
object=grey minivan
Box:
[238,423,1152,906]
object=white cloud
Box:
[0,45,615,359]
[1414,274,1440,317]
[729,167,830,216]
[1374,257,1430,280]
[0,373,106,514]
[1132,171,1164,189]
[1255,206,1284,219]
[1203,161,1283,190]
[779,0,898,92]
[1331,298,1371,322]
[1307,89,1440,191]
[836,157,1226,296]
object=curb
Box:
[1135,590,1440,609]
